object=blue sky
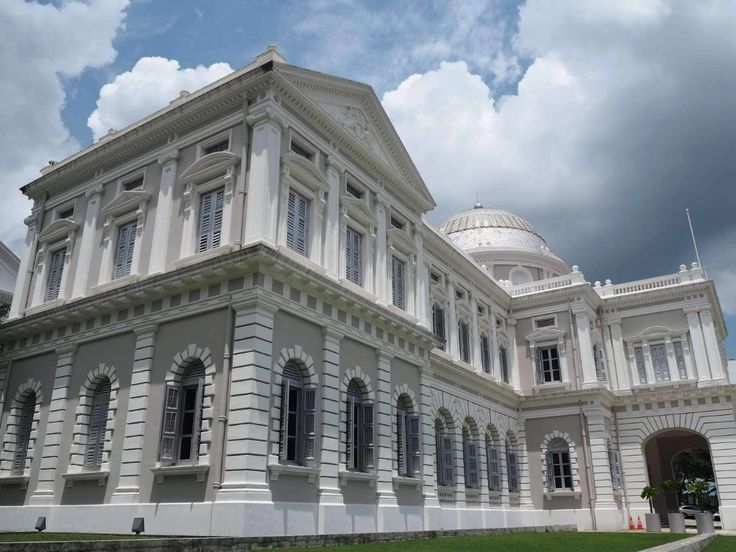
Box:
[2,1,736,357]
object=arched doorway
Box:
[644,430,717,518]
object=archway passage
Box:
[644,430,717,521]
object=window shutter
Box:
[487,442,500,491]
[296,193,309,255]
[211,188,224,249]
[45,247,66,301]
[397,411,406,475]
[442,435,454,485]
[507,450,519,493]
[279,378,291,462]
[651,343,671,381]
[159,382,180,464]
[407,414,421,477]
[302,386,316,466]
[634,346,647,383]
[345,228,363,285]
[13,398,35,474]
[673,341,688,379]
[362,403,374,470]
[546,451,555,490]
[345,397,354,469]
[535,347,544,383]
[467,440,479,488]
[197,190,213,253]
[391,257,405,309]
[85,380,111,468]
[286,191,296,251]
[190,376,205,460]
[113,222,129,279]
[435,422,444,485]
[287,190,309,256]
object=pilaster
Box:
[605,320,630,390]
[574,308,598,387]
[243,101,285,248]
[149,150,178,274]
[9,212,40,319]
[470,294,481,371]
[375,351,396,510]
[217,296,277,502]
[319,328,342,512]
[515,420,534,509]
[419,365,437,504]
[508,319,520,391]
[324,158,343,279]
[29,345,75,504]
[414,231,430,329]
[584,407,616,508]
[700,309,726,381]
[685,310,711,382]
[71,185,103,298]
[111,324,157,503]
[446,278,458,359]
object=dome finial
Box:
[474,192,483,209]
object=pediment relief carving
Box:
[281,152,328,192]
[526,326,566,344]
[38,218,78,244]
[180,151,240,185]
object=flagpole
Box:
[685,208,705,277]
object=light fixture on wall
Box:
[131,517,145,535]
[35,517,46,532]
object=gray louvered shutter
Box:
[487,442,500,491]
[345,227,363,285]
[466,439,479,488]
[634,346,647,383]
[85,380,111,468]
[435,422,444,485]
[13,398,35,474]
[397,411,406,475]
[345,396,354,469]
[278,377,291,462]
[673,340,688,379]
[362,403,374,470]
[286,191,296,251]
[113,220,136,279]
[302,386,316,466]
[391,256,405,309]
[45,247,66,301]
[651,343,670,381]
[191,376,205,460]
[198,190,214,253]
[535,347,544,383]
[407,414,421,476]
[507,449,519,492]
[159,382,180,463]
[546,451,555,490]
[442,435,454,485]
[211,187,224,249]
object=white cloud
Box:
[0,0,129,252]
[87,57,233,141]
[382,1,736,318]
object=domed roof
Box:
[438,205,548,251]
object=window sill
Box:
[172,245,233,270]
[0,474,30,488]
[25,298,66,316]
[631,379,697,392]
[62,469,109,487]
[392,476,422,491]
[544,490,581,499]
[488,490,503,499]
[268,463,320,483]
[532,381,570,394]
[151,463,209,483]
[90,274,139,295]
[339,470,378,487]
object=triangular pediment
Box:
[274,64,435,213]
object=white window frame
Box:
[197,129,233,159]
[30,217,78,308]
[625,327,695,386]
[526,327,569,388]
[115,168,147,195]
[541,431,581,498]
[533,315,557,329]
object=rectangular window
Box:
[535,317,555,329]
[548,450,573,490]
[608,444,622,490]
[197,187,225,253]
[122,176,144,191]
[391,256,406,309]
[57,207,74,220]
[203,139,229,155]
[291,140,313,160]
[464,435,480,489]
[458,321,470,363]
[499,346,510,383]
[45,247,66,301]
[398,409,420,477]
[432,306,446,349]
[673,340,688,379]
[481,335,491,373]
[634,346,647,383]
[535,345,561,383]
[650,343,670,381]
[345,227,363,285]
[345,396,374,472]
[85,381,111,468]
[507,449,519,493]
[112,220,137,280]
[390,216,404,230]
[594,344,607,382]
[486,442,501,491]
[286,190,310,256]
[346,182,363,199]
[280,378,317,466]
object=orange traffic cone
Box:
[636,515,644,530]
[629,516,635,530]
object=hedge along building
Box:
[0,46,734,536]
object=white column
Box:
[318,328,342,526]
[149,150,178,274]
[243,102,284,247]
[686,310,711,382]
[700,309,726,381]
[575,309,598,387]
[217,297,277,502]
[29,345,75,504]
[71,185,103,299]
[515,420,534,509]
[491,307,499,378]
[642,341,657,384]
[665,338,680,381]
[584,408,618,527]
[606,321,630,390]
[374,198,388,304]
[508,319,521,391]
[414,232,430,328]
[9,211,40,319]
[111,324,157,503]
[470,295,481,371]
[324,157,343,279]
[446,278,458,359]
[376,351,397,525]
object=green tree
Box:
[673,449,714,485]
[641,485,660,514]
[685,480,710,509]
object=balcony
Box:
[594,263,705,298]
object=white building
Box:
[0,46,734,537]
[0,241,19,313]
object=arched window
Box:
[462,427,480,489]
[435,418,454,486]
[159,360,205,465]
[397,394,420,477]
[432,304,446,350]
[546,438,573,490]
[85,378,111,468]
[485,435,501,492]
[480,334,491,373]
[345,379,374,472]
[280,361,316,466]
[13,392,36,475]
[506,438,519,493]
[499,346,509,383]
[458,320,470,363]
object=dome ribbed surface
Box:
[438,207,548,251]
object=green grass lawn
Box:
[0,532,137,542]
[704,535,736,551]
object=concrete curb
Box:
[639,533,718,552]
[0,524,576,552]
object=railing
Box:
[437,486,456,503]
[506,267,587,297]
[594,264,705,298]
[465,488,481,505]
